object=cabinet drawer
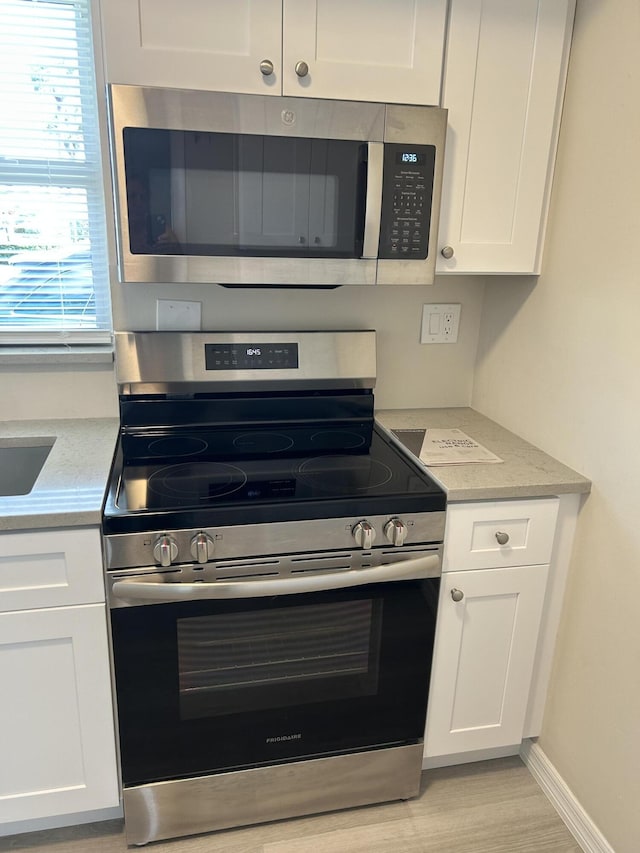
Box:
[0,528,105,612]
[443,498,559,571]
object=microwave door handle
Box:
[361,141,384,259]
[111,552,440,603]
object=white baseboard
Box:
[520,739,614,853]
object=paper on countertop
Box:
[418,428,503,466]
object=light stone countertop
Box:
[0,418,120,531]
[376,407,591,502]
[0,408,590,530]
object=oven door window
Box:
[122,128,367,259]
[177,599,380,720]
[111,579,438,787]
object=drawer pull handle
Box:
[495,531,510,545]
[451,588,464,602]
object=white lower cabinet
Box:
[424,564,548,758]
[424,496,560,761]
[0,529,119,828]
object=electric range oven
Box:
[102,330,446,846]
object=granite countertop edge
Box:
[0,417,120,532]
[375,407,591,502]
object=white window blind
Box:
[0,0,111,344]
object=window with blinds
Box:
[0,0,111,344]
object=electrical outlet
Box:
[421,304,461,343]
[156,299,202,330]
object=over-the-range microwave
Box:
[107,85,447,287]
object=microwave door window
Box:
[122,128,366,258]
[179,132,237,250]
[124,128,177,254]
[308,140,340,251]
[236,136,313,250]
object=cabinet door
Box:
[282,0,447,104]
[100,0,283,94]
[436,0,575,274]
[0,528,105,612]
[0,604,119,824]
[424,565,548,758]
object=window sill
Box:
[0,344,114,366]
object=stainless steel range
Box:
[103,330,446,846]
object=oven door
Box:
[110,574,439,788]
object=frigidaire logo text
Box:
[266,733,302,744]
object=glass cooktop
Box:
[103,423,446,534]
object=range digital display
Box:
[205,343,299,370]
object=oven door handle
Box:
[110,553,440,602]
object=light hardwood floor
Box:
[0,757,582,852]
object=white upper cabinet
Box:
[436,0,575,275]
[99,0,446,105]
[282,0,446,104]
[100,0,283,95]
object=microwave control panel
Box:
[378,144,435,260]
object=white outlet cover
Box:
[421,303,461,344]
[156,299,202,331]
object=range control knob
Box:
[384,517,408,547]
[352,520,376,549]
[153,534,178,567]
[190,532,215,564]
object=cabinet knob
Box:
[440,245,454,259]
[260,59,274,76]
[295,60,309,78]
[451,588,464,602]
[495,531,510,545]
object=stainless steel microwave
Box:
[107,85,447,287]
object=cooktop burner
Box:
[232,431,294,453]
[309,430,367,450]
[147,436,209,457]
[147,462,249,501]
[296,455,393,493]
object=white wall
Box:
[1,363,118,421]
[111,277,485,410]
[1,276,484,423]
[472,1,640,850]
